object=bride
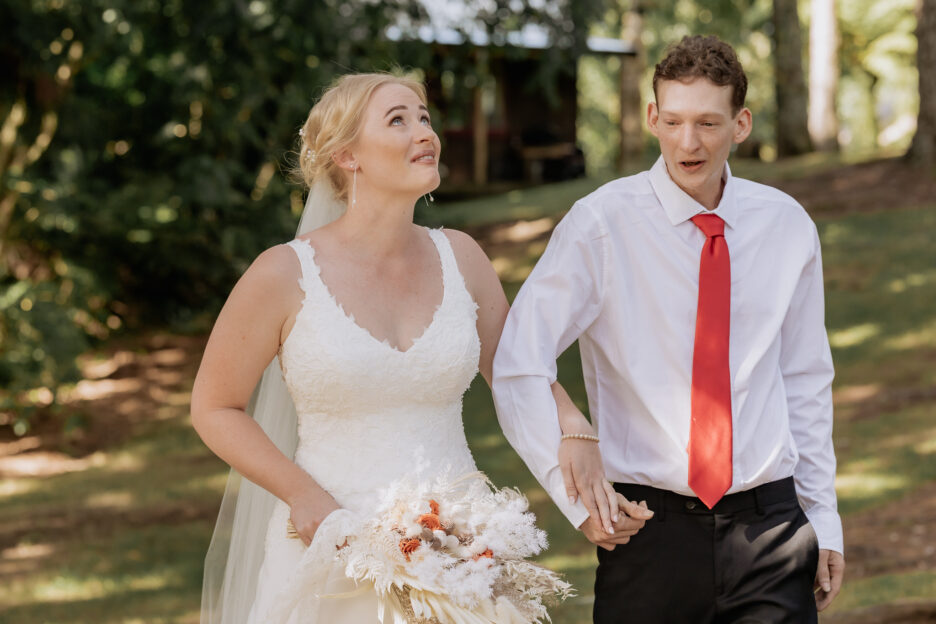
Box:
[191,73,528,623]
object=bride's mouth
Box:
[411,150,437,164]
[679,160,705,173]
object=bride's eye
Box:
[390,116,404,126]
[420,115,431,125]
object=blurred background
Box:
[1,0,935,622]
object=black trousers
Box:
[593,477,819,624]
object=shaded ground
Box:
[0,333,207,475]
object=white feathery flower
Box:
[327,469,573,622]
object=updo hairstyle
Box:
[296,73,428,202]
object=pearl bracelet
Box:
[560,433,599,443]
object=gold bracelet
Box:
[560,433,599,443]
[286,518,300,539]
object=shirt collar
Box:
[648,155,739,230]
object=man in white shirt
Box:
[493,35,845,622]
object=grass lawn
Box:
[1,154,934,622]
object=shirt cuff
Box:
[804,505,844,555]
[543,465,590,529]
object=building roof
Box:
[385,2,635,55]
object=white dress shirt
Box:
[492,156,843,554]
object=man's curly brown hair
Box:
[652,35,748,115]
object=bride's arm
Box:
[191,244,339,545]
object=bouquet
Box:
[338,471,574,623]
[269,470,574,623]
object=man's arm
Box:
[779,223,844,609]
[492,204,604,529]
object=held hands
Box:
[815,549,845,611]
[580,495,653,551]
[558,435,653,550]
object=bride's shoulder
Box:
[235,242,303,293]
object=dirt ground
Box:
[765,157,936,217]
[2,157,935,621]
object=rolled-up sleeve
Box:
[492,203,606,528]
[781,224,843,554]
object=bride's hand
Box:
[558,435,619,535]
[288,488,342,547]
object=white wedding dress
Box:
[246,227,481,623]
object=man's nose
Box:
[679,125,701,152]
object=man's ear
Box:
[733,108,753,145]
[647,101,660,138]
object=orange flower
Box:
[399,538,421,562]
[472,548,493,561]
[418,513,442,531]
[418,499,443,531]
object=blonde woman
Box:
[191,74,516,622]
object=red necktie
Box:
[688,214,732,509]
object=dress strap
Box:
[426,228,477,314]
[285,239,320,298]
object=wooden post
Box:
[619,2,644,170]
[473,49,489,186]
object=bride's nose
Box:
[415,124,436,144]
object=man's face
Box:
[647,78,752,208]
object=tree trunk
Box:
[907,0,936,165]
[808,0,839,151]
[772,0,813,156]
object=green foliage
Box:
[0,0,606,423]
[838,0,919,152]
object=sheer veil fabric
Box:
[200,180,347,624]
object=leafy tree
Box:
[0,0,604,429]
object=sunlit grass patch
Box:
[835,404,936,515]
[430,174,617,229]
[0,523,210,623]
[822,571,936,614]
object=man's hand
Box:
[580,494,654,551]
[814,549,844,611]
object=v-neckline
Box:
[296,228,447,354]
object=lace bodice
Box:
[279,228,481,512]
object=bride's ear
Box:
[332,149,358,172]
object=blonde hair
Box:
[296,72,428,202]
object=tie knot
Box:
[691,213,725,238]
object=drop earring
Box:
[424,192,434,208]
[351,165,357,207]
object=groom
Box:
[493,35,844,622]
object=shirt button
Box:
[685,501,697,510]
